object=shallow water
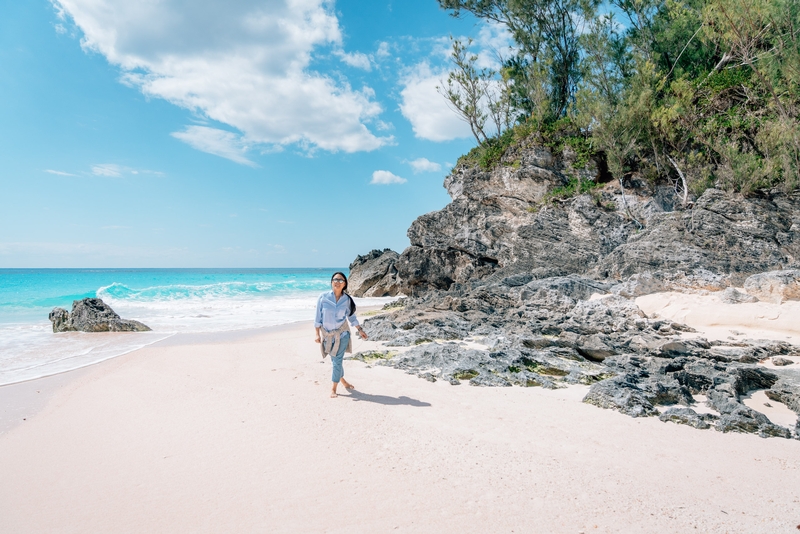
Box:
[0,269,392,385]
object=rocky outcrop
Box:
[49,298,150,333]
[720,287,759,304]
[384,146,800,295]
[348,249,401,297]
[350,140,800,439]
[743,269,800,303]
[355,275,800,439]
[596,189,800,283]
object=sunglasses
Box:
[332,279,346,283]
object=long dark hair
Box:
[331,271,356,316]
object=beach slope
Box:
[0,320,798,533]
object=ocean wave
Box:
[0,270,400,385]
[97,280,330,302]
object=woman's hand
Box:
[314,335,321,343]
[357,327,368,340]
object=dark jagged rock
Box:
[714,405,792,438]
[348,249,401,297]
[357,272,800,438]
[48,308,71,332]
[353,340,607,388]
[49,298,150,333]
[766,373,800,416]
[659,407,717,429]
[351,141,800,439]
[597,189,800,284]
[583,376,660,417]
[391,148,800,295]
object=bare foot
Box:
[330,391,338,398]
[341,379,355,390]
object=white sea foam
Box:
[0,322,171,385]
[101,288,395,333]
[0,290,397,386]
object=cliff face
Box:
[389,144,800,295]
[346,141,800,440]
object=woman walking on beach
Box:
[315,272,367,398]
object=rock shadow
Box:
[345,390,431,407]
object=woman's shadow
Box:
[345,389,431,407]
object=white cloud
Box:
[398,27,518,143]
[89,163,162,177]
[408,158,442,173]
[474,22,515,69]
[171,126,256,166]
[376,41,391,59]
[53,0,391,159]
[371,170,406,185]
[399,62,471,142]
[91,164,123,177]
[44,169,77,176]
[335,50,372,70]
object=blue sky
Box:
[0,0,506,268]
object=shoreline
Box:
[1,296,799,531]
[0,306,388,435]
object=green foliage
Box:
[356,351,397,362]
[456,119,537,170]
[442,0,800,193]
[453,369,480,380]
[580,372,615,384]
[541,121,594,168]
[439,0,601,119]
[546,176,601,201]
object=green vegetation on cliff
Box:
[440,0,800,194]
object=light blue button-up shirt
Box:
[315,290,360,333]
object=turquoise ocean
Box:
[0,269,392,386]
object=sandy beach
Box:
[1,297,799,533]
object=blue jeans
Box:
[330,331,349,383]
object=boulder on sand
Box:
[49,298,151,333]
[743,269,800,303]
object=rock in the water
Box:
[48,308,71,332]
[772,357,794,366]
[49,298,151,333]
[743,269,800,303]
[348,249,401,297]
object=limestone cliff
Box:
[352,141,800,296]
[347,140,800,440]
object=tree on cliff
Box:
[438,0,800,194]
